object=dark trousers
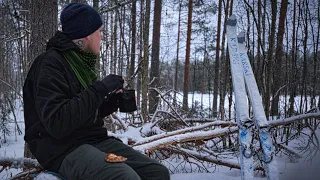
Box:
[58,138,170,180]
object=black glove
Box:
[98,93,120,118]
[100,74,124,94]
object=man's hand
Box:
[100,74,124,94]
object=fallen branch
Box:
[0,156,42,170]
[133,126,238,153]
[164,146,264,171]
[264,112,320,128]
[8,168,42,180]
[149,88,189,127]
[183,118,222,123]
[277,144,302,158]
[134,121,237,146]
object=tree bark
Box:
[212,0,222,118]
[93,0,100,77]
[182,0,193,111]
[174,0,182,106]
[136,0,144,110]
[149,0,162,114]
[263,0,277,118]
[129,0,136,87]
[141,0,150,123]
[289,0,297,116]
[26,0,58,158]
[271,0,289,117]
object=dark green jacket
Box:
[23,31,118,172]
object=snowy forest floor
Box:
[0,121,319,180]
[0,93,320,179]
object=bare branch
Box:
[100,0,133,13]
[165,146,265,172]
[133,126,238,153]
[0,78,23,99]
[264,112,320,127]
[134,121,237,146]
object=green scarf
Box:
[62,50,97,89]
[62,50,99,123]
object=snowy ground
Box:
[1,121,320,179]
[0,95,319,179]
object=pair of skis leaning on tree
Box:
[227,15,278,180]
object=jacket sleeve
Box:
[34,57,108,139]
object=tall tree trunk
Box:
[182,0,193,111]
[300,0,308,114]
[113,11,118,74]
[110,13,114,73]
[284,18,289,118]
[257,0,262,88]
[260,0,267,94]
[289,0,297,116]
[93,0,100,78]
[141,0,150,123]
[220,0,231,119]
[149,0,162,114]
[103,12,110,77]
[271,0,289,117]
[137,0,144,110]
[308,0,319,109]
[174,0,182,106]
[264,0,277,118]
[28,0,57,69]
[129,0,136,87]
[25,0,58,159]
[213,0,222,118]
[316,0,320,109]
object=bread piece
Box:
[105,153,127,163]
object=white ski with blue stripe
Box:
[237,31,279,180]
[226,15,254,180]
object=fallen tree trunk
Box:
[264,112,320,127]
[134,121,237,146]
[133,126,239,153]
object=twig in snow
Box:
[0,157,42,170]
[8,168,42,180]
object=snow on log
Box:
[134,121,237,146]
[133,126,239,153]
[0,156,42,169]
[263,112,320,128]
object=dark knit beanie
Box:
[60,3,103,40]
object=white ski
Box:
[238,31,279,180]
[226,15,254,180]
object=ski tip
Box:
[237,32,245,43]
[226,15,237,26]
